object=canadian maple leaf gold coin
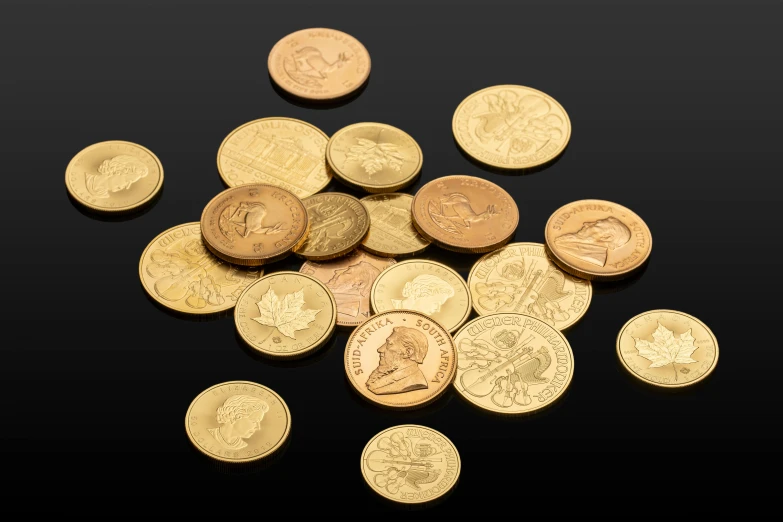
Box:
[293,192,370,261]
[360,193,430,257]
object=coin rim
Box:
[294,192,371,261]
[359,193,431,257]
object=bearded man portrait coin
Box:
[554,216,631,267]
[366,326,429,395]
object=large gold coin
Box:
[216,117,331,197]
[544,199,652,281]
[327,123,422,193]
[453,313,574,415]
[361,425,460,505]
[185,381,290,464]
[370,260,471,334]
[344,311,456,409]
[139,223,262,315]
[268,28,370,101]
[617,310,718,388]
[65,140,163,213]
[293,193,370,261]
[468,242,591,330]
[234,271,337,359]
[300,250,396,327]
[412,175,518,253]
[200,184,308,267]
[452,85,571,170]
[360,193,430,257]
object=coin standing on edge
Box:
[294,192,370,261]
[360,193,430,257]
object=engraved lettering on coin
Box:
[252,287,322,340]
[284,46,352,88]
[427,192,498,236]
[294,193,369,260]
[208,395,270,450]
[554,216,631,267]
[346,138,404,176]
[366,327,429,395]
[360,193,429,257]
[219,201,287,241]
[86,155,149,198]
[390,275,455,315]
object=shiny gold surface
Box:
[360,193,430,257]
[294,193,369,260]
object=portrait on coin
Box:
[366,327,429,395]
[391,274,455,315]
[85,154,149,199]
[326,260,381,318]
[554,217,631,267]
[207,395,270,450]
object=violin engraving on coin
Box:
[294,192,369,260]
[360,193,430,257]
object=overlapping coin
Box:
[294,192,369,261]
[360,193,430,257]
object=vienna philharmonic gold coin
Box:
[412,175,519,253]
[293,192,370,261]
[452,85,571,170]
[185,381,291,464]
[327,123,423,193]
[468,242,591,331]
[371,260,471,334]
[360,193,430,257]
[361,425,461,505]
[268,28,370,101]
[200,184,308,267]
[344,311,457,409]
[216,118,331,197]
[235,272,337,359]
[617,310,718,388]
[545,199,652,281]
[65,140,163,213]
[453,313,575,415]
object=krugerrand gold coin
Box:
[300,250,396,328]
[453,313,575,415]
[452,85,571,170]
[139,223,263,315]
[235,271,337,359]
[468,242,591,330]
[327,122,422,193]
[268,28,371,101]
[216,117,331,197]
[617,310,718,388]
[65,140,163,213]
[344,311,457,409]
[361,425,460,505]
[360,193,430,257]
[200,184,308,267]
[370,260,471,334]
[185,381,291,464]
[412,175,519,253]
[293,192,370,261]
[544,199,652,281]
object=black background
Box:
[2,0,781,509]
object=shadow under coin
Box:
[342,375,455,419]
[66,185,162,222]
[140,283,229,322]
[269,73,370,110]
[363,475,458,511]
[418,244,484,276]
[186,433,291,476]
[591,260,650,295]
[453,382,572,423]
[615,357,718,396]
[453,137,569,177]
[234,328,338,368]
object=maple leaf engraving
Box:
[345,138,405,176]
[253,288,321,339]
[634,322,698,382]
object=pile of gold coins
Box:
[65,28,719,505]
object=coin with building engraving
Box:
[293,193,369,261]
[360,193,430,257]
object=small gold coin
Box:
[216,117,331,197]
[453,313,575,415]
[370,260,471,333]
[65,140,163,213]
[468,242,591,330]
[344,311,456,409]
[361,425,461,505]
[185,381,291,464]
[617,310,718,388]
[452,85,571,170]
[139,223,263,315]
[234,271,337,359]
[327,122,422,193]
[544,199,652,281]
[294,192,370,261]
[360,193,430,257]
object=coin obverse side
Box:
[617,310,718,388]
[360,193,430,257]
[65,140,164,213]
[344,311,457,409]
[294,192,370,261]
[453,313,575,415]
[468,242,591,331]
[361,424,461,505]
[185,381,291,464]
[235,271,337,359]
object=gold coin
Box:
[370,260,471,334]
[617,310,718,388]
[453,313,574,415]
[294,193,370,261]
[234,271,337,359]
[412,175,518,253]
[544,199,652,281]
[216,117,332,197]
[452,85,571,170]
[200,184,309,267]
[65,140,163,213]
[344,311,456,409]
[300,250,396,327]
[327,122,422,193]
[139,223,263,315]
[185,381,290,464]
[361,425,460,505]
[467,242,591,330]
[268,28,370,101]
[360,193,430,257]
